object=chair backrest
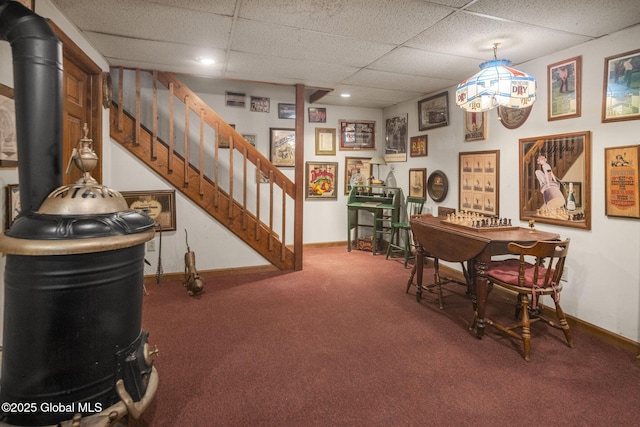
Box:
[405,197,425,221]
[506,239,570,288]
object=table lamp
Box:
[369,154,386,185]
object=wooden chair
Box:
[484,239,572,361]
[385,197,425,267]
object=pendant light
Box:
[456,43,536,112]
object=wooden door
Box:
[49,20,103,186]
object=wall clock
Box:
[497,105,532,129]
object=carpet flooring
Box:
[138,246,640,426]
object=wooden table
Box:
[409,215,560,339]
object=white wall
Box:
[1,1,638,344]
[384,25,640,344]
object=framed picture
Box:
[385,115,407,162]
[339,120,375,150]
[5,184,20,230]
[0,86,18,167]
[519,131,591,230]
[305,162,338,200]
[315,127,336,155]
[278,103,295,119]
[548,56,581,120]
[497,105,532,129]
[605,144,640,218]
[121,190,176,232]
[250,96,270,113]
[308,107,326,123]
[459,150,499,216]
[269,127,295,167]
[242,133,257,147]
[602,49,640,123]
[464,111,487,142]
[418,91,449,131]
[409,168,426,199]
[410,135,427,157]
[344,157,372,195]
[225,91,246,108]
[427,170,448,203]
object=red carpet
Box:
[139,247,640,426]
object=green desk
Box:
[347,186,401,255]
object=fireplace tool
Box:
[184,229,204,296]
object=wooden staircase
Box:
[109,68,300,271]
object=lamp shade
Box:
[369,154,386,165]
[456,59,536,112]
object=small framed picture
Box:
[464,111,487,142]
[418,91,449,131]
[548,56,581,121]
[5,184,20,230]
[121,190,177,231]
[225,91,246,108]
[604,144,640,218]
[305,162,338,200]
[242,133,257,147]
[270,127,295,167]
[344,157,372,195]
[250,96,270,113]
[315,127,336,155]
[410,135,427,157]
[602,48,640,123]
[278,103,295,119]
[308,107,326,123]
[339,120,375,150]
[409,168,426,199]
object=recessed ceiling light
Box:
[341,93,351,98]
[196,57,215,65]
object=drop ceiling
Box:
[50,0,640,109]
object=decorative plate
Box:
[497,105,532,129]
[427,170,448,202]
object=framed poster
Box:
[308,107,326,123]
[410,135,427,157]
[242,133,257,147]
[385,114,407,162]
[278,103,295,119]
[5,184,20,230]
[121,190,176,231]
[548,56,581,120]
[225,91,246,108]
[315,127,336,155]
[250,96,270,113]
[519,131,591,230]
[344,157,372,195]
[459,150,499,216]
[602,49,640,123]
[605,144,640,218]
[0,86,18,167]
[339,120,375,150]
[305,162,338,200]
[409,168,426,199]
[464,111,487,142]
[497,105,532,129]
[269,127,295,167]
[418,91,449,131]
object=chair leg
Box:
[552,297,574,348]
[385,227,396,260]
[406,262,417,293]
[433,258,444,309]
[403,229,411,268]
[520,294,531,362]
[515,293,524,319]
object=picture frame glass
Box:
[409,135,427,157]
[344,157,372,195]
[427,170,448,203]
[459,150,499,216]
[602,49,640,122]
[604,144,640,218]
[464,111,487,141]
[339,120,375,150]
[306,162,338,199]
[418,91,449,131]
[121,190,177,231]
[519,131,591,229]
[548,56,581,120]
[409,168,426,199]
[315,127,336,155]
[270,128,295,167]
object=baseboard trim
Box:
[437,263,640,359]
